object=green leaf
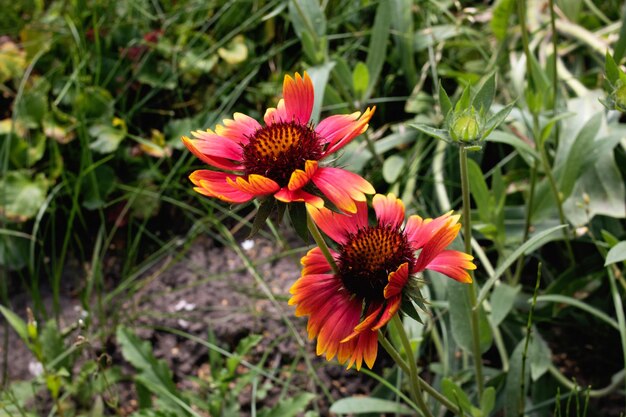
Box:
[448,278,493,354]
[116,326,186,414]
[0,304,29,343]
[480,387,496,416]
[439,81,453,121]
[504,341,527,417]
[409,124,451,143]
[455,84,472,112]
[558,112,602,200]
[605,51,620,85]
[307,61,335,124]
[352,61,369,98]
[0,171,48,223]
[330,397,415,414]
[16,90,47,127]
[365,1,391,100]
[529,330,551,381]
[472,73,496,112]
[390,0,417,87]
[490,0,515,41]
[382,155,405,184]
[476,225,567,305]
[490,283,521,326]
[249,199,275,238]
[613,4,626,63]
[74,86,114,120]
[89,123,126,154]
[481,102,514,140]
[289,203,309,242]
[605,241,626,266]
[259,393,315,417]
[486,130,538,166]
[40,320,67,370]
[441,378,478,415]
[535,294,620,330]
[288,0,326,39]
[467,158,491,223]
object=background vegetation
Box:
[1,0,626,415]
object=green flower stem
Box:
[390,315,434,417]
[306,210,338,274]
[459,146,485,397]
[379,333,461,415]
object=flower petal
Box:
[345,330,378,370]
[287,160,319,191]
[283,72,314,124]
[341,302,383,343]
[405,211,459,250]
[274,188,324,207]
[371,296,402,331]
[413,217,462,273]
[264,99,288,125]
[299,247,336,276]
[384,262,410,299]
[226,174,280,197]
[373,193,405,229]
[319,106,375,156]
[182,134,243,171]
[307,202,367,245]
[214,112,261,144]
[312,167,375,214]
[189,170,254,203]
[426,250,475,283]
[289,271,364,365]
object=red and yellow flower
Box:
[182,72,375,213]
[289,194,476,370]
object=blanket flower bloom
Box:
[289,194,476,370]
[182,72,376,213]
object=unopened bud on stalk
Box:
[450,108,481,143]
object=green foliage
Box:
[2,0,626,416]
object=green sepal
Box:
[288,202,310,242]
[400,295,423,325]
[248,198,275,238]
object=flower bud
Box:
[450,109,481,142]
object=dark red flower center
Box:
[337,225,415,302]
[242,121,323,187]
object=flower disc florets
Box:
[338,225,415,301]
[242,121,323,187]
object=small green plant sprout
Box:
[601,51,626,112]
[410,73,513,151]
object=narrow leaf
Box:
[605,51,620,85]
[365,1,391,100]
[439,81,453,121]
[490,283,521,326]
[472,72,496,112]
[476,225,566,305]
[0,304,29,343]
[409,123,451,143]
[330,397,415,414]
